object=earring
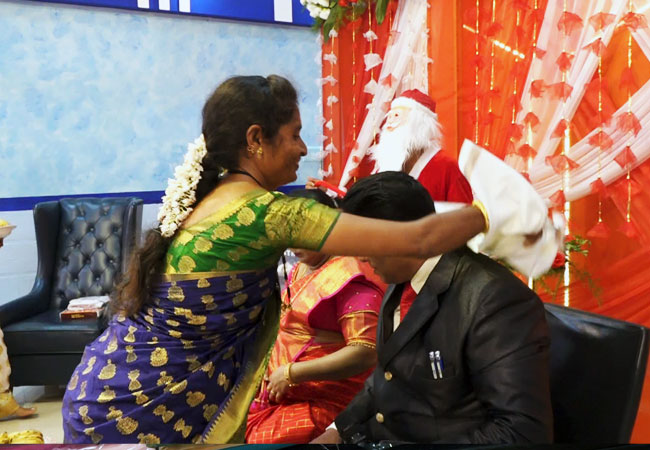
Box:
[256,147,263,158]
[247,144,256,156]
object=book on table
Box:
[59,295,110,321]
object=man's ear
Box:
[246,124,263,149]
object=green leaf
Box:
[321,6,342,43]
[322,20,334,42]
[375,0,389,24]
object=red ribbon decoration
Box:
[621,12,649,31]
[588,130,614,151]
[551,119,570,138]
[530,79,546,98]
[546,154,580,174]
[589,178,609,200]
[523,112,540,130]
[517,144,537,159]
[617,112,642,137]
[549,189,566,209]
[614,145,638,169]
[583,38,607,57]
[557,11,583,35]
[506,123,524,142]
[380,74,397,88]
[588,12,616,32]
[556,52,575,72]
[619,221,640,239]
[586,221,611,239]
[548,82,574,101]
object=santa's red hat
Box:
[390,89,437,118]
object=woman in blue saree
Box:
[61,75,541,444]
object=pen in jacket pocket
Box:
[428,351,443,379]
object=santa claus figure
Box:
[371,89,473,203]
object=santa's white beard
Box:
[371,126,412,172]
[371,111,441,173]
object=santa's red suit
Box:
[408,147,473,203]
[371,88,473,204]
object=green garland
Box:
[302,0,391,41]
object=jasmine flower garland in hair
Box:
[157,134,207,238]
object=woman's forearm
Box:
[289,345,377,384]
[320,205,486,259]
[415,204,486,258]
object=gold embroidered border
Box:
[201,296,280,443]
[181,189,270,235]
[156,269,260,282]
[347,341,376,350]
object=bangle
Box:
[284,362,298,387]
[471,200,489,233]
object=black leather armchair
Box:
[0,197,143,386]
[545,303,649,443]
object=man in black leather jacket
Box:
[313,171,553,444]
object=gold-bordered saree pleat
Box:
[201,295,280,443]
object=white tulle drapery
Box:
[511,0,650,202]
[337,0,430,189]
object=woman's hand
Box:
[305,177,325,191]
[266,364,291,403]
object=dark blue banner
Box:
[27,0,314,26]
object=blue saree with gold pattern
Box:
[63,269,280,444]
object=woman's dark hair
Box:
[340,171,435,221]
[112,75,299,317]
[287,188,339,209]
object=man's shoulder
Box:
[447,248,534,293]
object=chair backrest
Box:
[37,197,143,310]
[545,303,649,443]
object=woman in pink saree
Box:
[246,189,383,443]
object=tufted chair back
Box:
[51,198,139,310]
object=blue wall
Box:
[0,0,322,201]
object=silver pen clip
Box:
[428,351,438,379]
[435,350,443,379]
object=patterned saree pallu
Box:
[63,268,280,444]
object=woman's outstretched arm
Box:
[320,204,486,258]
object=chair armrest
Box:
[0,201,59,327]
[0,278,50,327]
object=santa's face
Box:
[371,103,442,173]
[384,106,411,132]
[372,106,419,172]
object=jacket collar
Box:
[378,250,460,366]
